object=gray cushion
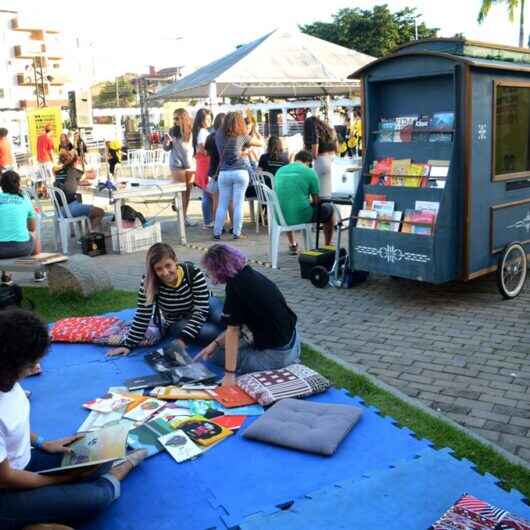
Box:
[243,398,362,456]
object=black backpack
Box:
[0,283,22,310]
[121,204,146,226]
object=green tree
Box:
[478,0,525,47]
[93,77,137,108]
[300,4,438,58]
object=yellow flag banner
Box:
[26,107,62,157]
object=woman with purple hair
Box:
[197,244,300,385]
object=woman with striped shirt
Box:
[107,243,224,356]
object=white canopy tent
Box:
[151,28,375,104]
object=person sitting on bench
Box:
[53,149,105,231]
[274,150,334,255]
[196,244,300,386]
[107,242,225,357]
[0,308,148,530]
[0,170,45,283]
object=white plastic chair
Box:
[251,170,274,234]
[258,183,313,269]
[50,187,92,254]
[85,152,102,180]
[24,189,59,251]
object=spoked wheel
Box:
[310,266,329,288]
[497,243,528,299]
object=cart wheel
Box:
[310,266,329,288]
[497,242,528,299]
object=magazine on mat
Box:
[39,423,130,474]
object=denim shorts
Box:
[64,200,91,217]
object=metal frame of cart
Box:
[348,38,530,298]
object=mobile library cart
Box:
[348,38,530,298]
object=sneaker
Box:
[232,233,247,240]
[201,222,214,230]
[33,271,47,283]
[1,272,13,286]
[213,235,221,240]
[289,244,299,256]
[185,217,197,227]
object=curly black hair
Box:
[0,309,49,392]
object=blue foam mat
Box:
[240,448,530,530]
[21,310,484,530]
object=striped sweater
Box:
[123,265,210,350]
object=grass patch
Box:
[28,287,530,498]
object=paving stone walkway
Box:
[15,199,530,465]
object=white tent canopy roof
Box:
[152,28,375,100]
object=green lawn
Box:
[26,287,530,498]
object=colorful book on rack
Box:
[390,159,411,186]
[428,160,449,188]
[393,116,417,143]
[363,193,386,209]
[402,210,436,235]
[429,112,454,142]
[415,201,440,216]
[127,417,174,457]
[169,416,233,448]
[159,430,203,463]
[377,211,402,232]
[377,119,395,142]
[371,200,395,215]
[405,163,429,188]
[370,158,393,185]
[356,209,378,229]
[413,115,431,142]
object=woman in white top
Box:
[163,108,196,226]
[0,309,147,529]
[192,108,213,228]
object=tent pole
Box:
[281,107,289,136]
[208,82,218,115]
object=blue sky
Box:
[8,0,527,80]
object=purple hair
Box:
[201,244,247,284]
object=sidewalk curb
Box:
[303,339,530,472]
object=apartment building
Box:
[0,9,69,110]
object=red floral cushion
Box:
[50,316,123,343]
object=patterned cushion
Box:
[430,493,530,529]
[50,316,161,347]
[243,398,362,455]
[236,364,330,406]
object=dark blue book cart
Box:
[349,38,530,298]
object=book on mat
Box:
[127,417,174,457]
[39,423,130,474]
[125,373,173,391]
[83,392,134,413]
[150,386,213,401]
[159,430,203,463]
[169,416,233,447]
[152,403,191,423]
[77,406,128,433]
[356,209,377,229]
[207,385,257,408]
[171,363,217,385]
[144,346,193,373]
[123,398,165,422]
[211,415,247,431]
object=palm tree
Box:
[478,0,525,47]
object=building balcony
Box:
[15,75,53,91]
[13,44,45,59]
[43,46,64,60]
[19,98,67,109]
[11,16,59,34]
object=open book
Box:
[38,423,129,474]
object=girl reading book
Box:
[0,308,147,530]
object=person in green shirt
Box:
[274,150,334,254]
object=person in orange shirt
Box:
[0,128,14,171]
[36,124,55,163]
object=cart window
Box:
[494,83,530,181]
